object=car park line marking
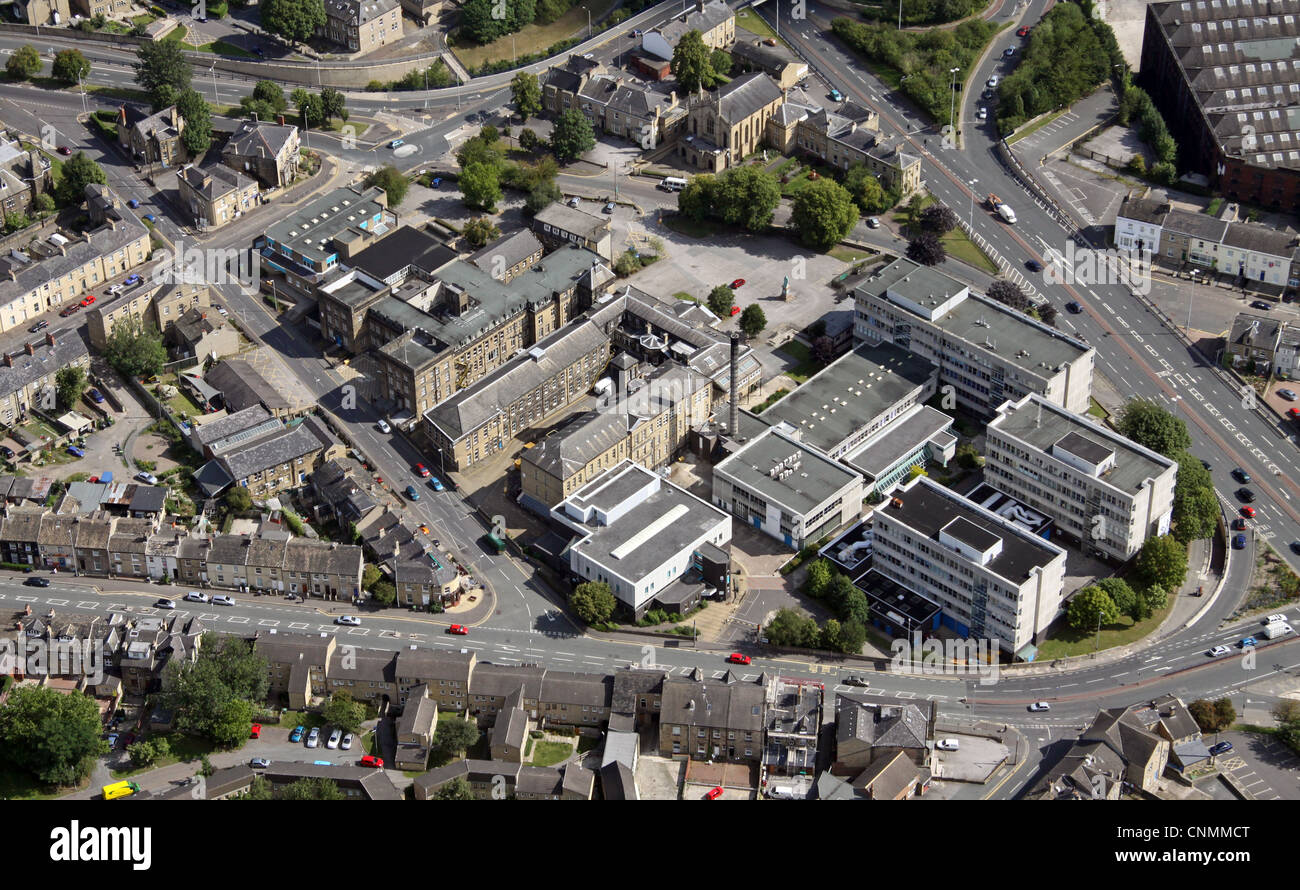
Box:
[77,601,99,609]
[895,691,916,699]
[228,616,249,624]
[46,598,67,606]
[15,595,36,602]
[346,628,369,635]
[258,619,278,626]
[552,656,574,662]
[288,622,309,629]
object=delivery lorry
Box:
[1263,621,1294,639]
[987,193,1017,224]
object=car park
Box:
[405,484,420,500]
[936,739,960,751]
[135,471,159,484]
[360,755,384,768]
[250,758,271,768]
[706,785,724,799]
[376,419,391,433]
[335,615,361,626]
[1238,488,1256,503]
[327,728,342,749]
[1232,468,1251,484]
[1209,741,1233,755]
[154,598,176,609]
[211,595,234,606]
[1029,701,1051,712]
[448,624,468,635]
[184,591,209,603]
[726,653,751,665]
[1232,533,1247,549]
[1208,645,1231,657]
[289,726,304,743]
[28,320,48,333]
[24,576,50,587]
[306,727,320,747]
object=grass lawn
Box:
[0,768,85,799]
[752,388,790,413]
[451,0,617,71]
[828,245,877,264]
[735,8,789,47]
[894,194,998,274]
[163,25,188,44]
[84,85,153,103]
[530,740,574,767]
[673,291,697,302]
[1006,107,1070,146]
[1088,397,1109,421]
[662,214,726,238]
[321,119,370,138]
[280,710,328,733]
[110,732,218,779]
[194,40,258,59]
[775,340,823,383]
[1035,597,1175,660]
[781,164,839,198]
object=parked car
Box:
[1028,701,1051,712]
[66,445,84,457]
[341,733,354,750]
[28,320,48,333]
[124,274,141,286]
[1232,468,1252,484]
[249,757,271,769]
[429,476,445,492]
[58,146,72,155]
[866,217,881,228]
[135,471,159,484]
[79,295,95,306]
[987,75,1000,88]
[142,214,156,223]
[726,653,751,665]
[566,196,580,207]
[0,446,13,459]
[1232,533,1247,549]
[127,199,140,209]
[1208,645,1232,657]
[327,728,342,749]
[1289,408,1300,419]
[306,727,320,747]
[335,615,361,626]
[250,723,261,739]
[88,388,105,404]
[376,419,391,434]
[211,595,234,606]
[1003,46,1016,57]
[828,88,843,102]
[936,739,960,751]
[24,576,50,587]
[706,785,724,799]
[415,463,431,477]
[1251,300,1273,311]
[360,755,384,768]
[154,598,176,610]
[730,278,746,289]
[1281,389,1299,401]
[603,202,615,213]
[405,484,420,500]
[977,106,988,120]
[447,624,468,635]
[1209,741,1233,755]
[843,675,870,687]
[60,304,81,317]
[289,726,304,743]
[184,591,209,603]
[729,305,741,316]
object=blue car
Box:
[405,484,420,500]
[431,177,442,187]
[1232,533,1247,549]
[143,213,156,223]
[127,199,139,209]
[389,139,404,149]
[289,725,304,743]
[66,445,85,458]
[1239,636,1257,648]
[429,476,445,492]
[1209,741,1233,755]
[829,89,843,102]
[124,274,141,286]
[88,388,104,403]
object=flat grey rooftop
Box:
[715,428,860,517]
[843,405,955,481]
[762,341,936,454]
[884,478,1061,582]
[989,395,1175,494]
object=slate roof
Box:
[0,332,89,401]
[217,416,338,482]
[225,120,299,160]
[714,72,784,124]
[178,163,255,200]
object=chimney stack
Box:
[44,331,54,348]
[24,342,33,356]
[729,333,740,439]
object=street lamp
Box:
[210,62,218,106]
[949,67,960,141]
[968,178,978,230]
[587,7,592,38]
[899,0,904,30]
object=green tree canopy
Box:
[671,30,716,92]
[1115,399,1190,458]
[134,40,192,109]
[766,609,820,648]
[550,108,596,161]
[707,285,735,317]
[365,165,410,207]
[0,685,104,785]
[6,45,42,81]
[279,777,344,800]
[740,304,767,338]
[713,166,781,231]
[803,559,832,598]
[432,716,480,762]
[321,86,347,123]
[104,315,167,380]
[1067,585,1119,631]
[162,634,269,747]
[459,162,502,211]
[511,71,542,120]
[1133,534,1188,592]
[56,152,107,207]
[177,88,214,155]
[791,178,858,250]
[261,0,326,42]
[462,216,501,249]
[225,486,253,513]
[322,691,366,734]
[570,580,616,624]
[1171,452,1218,543]
[55,366,86,411]
[844,164,891,214]
[52,49,91,85]
[435,776,477,799]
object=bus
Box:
[102,781,141,800]
[659,176,688,192]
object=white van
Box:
[987,75,1000,88]
[660,176,688,192]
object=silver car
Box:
[326,728,342,749]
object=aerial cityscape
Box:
[0,0,1293,827]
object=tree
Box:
[55,366,86,411]
[176,89,213,155]
[713,167,781,232]
[362,563,383,590]
[127,736,169,768]
[321,691,366,734]
[462,216,501,249]
[791,178,857,250]
[240,776,275,800]
[162,634,269,747]
[55,152,107,208]
[812,336,837,366]
[3,212,29,233]
[821,617,844,653]
[920,203,958,234]
[1172,454,1218,543]
[369,580,396,605]
[261,0,326,42]
[678,175,715,221]
[252,80,287,113]
[824,574,857,614]
[1067,585,1118,631]
[459,162,502,210]
[511,71,542,120]
[518,128,543,152]
[432,716,480,761]
[320,86,346,124]
[1115,399,1190,458]
[550,108,596,161]
[5,45,42,81]
[803,558,832,598]
[906,233,946,266]
[51,49,90,86]
[291,88,324,129]
[672,30,715,92]
[1188,698,1235,733]
[845,164,889,214]
[134,40,191,109]
[740,304,767,338]
[570,580,616,624]
[765,608,820,648]
[1133,535,1188,592]
[1097,577,1136,617]
[1142,584,1168,612]
[707,285,735,317]
[34,193,54,213]
[104,315,167,380]
[614,251,640,277]
[461,0,509,43]
[710,49,732,76]
[435,776,477,800]
[0,685,104,786]
[225,486,252,513]
[525,180,563,215]
[1038,301,1058,326]
[837,619,868,654]
[365,165,409,207]
[280,777,345,800]
[1272,699,1300,726]
[986,279,1033,313]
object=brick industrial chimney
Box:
[729,332,740,439]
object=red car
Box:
[1017,26,1030,36]
[729,305,741,316]
[1241,505,1257,518]
[415,463,430,477]
[730,279,746,289]
[360,755,384,768]
[250,723,261,739]
[726,653,751,665]
[706,786,724,799]
[1231,517,1248,531]
[80,295,95,307]
[1289,408,1300,419]
[448,624,468,635]
[60,304,81,317]
[58,146,72,156]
